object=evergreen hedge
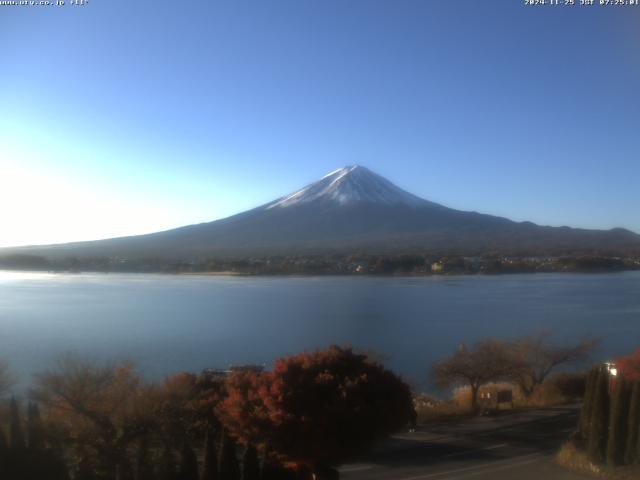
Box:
[580,365,640,467]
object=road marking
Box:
[393,434,460,444]
[339,465,375,473]
[399,453,542,480]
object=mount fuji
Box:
[263,166,432,209]
[5,166,640,260]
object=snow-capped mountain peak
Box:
[265,165,430,209]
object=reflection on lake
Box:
[0,271,639,390]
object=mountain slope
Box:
[4,166,640,259]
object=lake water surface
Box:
[1,271,639,390]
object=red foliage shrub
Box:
[616,348,640,382]
[217,345,414,471]
[216,370,269,444]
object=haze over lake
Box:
[1,271,639,390]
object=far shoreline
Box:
[1,267,639,278]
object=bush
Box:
[218,345,414,475]
[557,442,603,477]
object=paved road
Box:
[340,405,591,480]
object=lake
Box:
[0,271,639,391]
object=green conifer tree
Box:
[625,382,640,465]
[158,446,178,480]
[0,426,7,455]
[0,428,7,480]
[9,397,26,450]
[579,368,598,443]
[587,366,610,464]
[240,445,260,480]
[217,430,240,480]
[27,402,44,450]
[201,429,219,480]
[607,376,630,466]
[179,442,199,480]
[136,437,156,480]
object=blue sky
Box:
[1,0,639,247]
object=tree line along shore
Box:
[1,252,639,275]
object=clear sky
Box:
[1,0,639,247]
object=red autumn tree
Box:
[216,370,269,445]
[218,345,414,477]
[616,348,640,382]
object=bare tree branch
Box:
[432,340,513,411]
[506,332,599,397]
